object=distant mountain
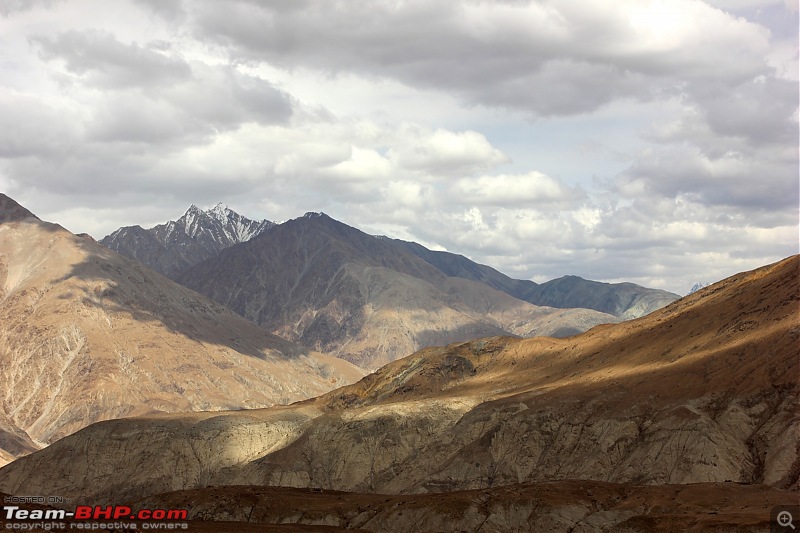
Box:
[688,282,709,295]
[177,212,618,369]
[103,206,679,320]
[393,239,680,318]
[0,199,362,462]
[102,206,677,368]
[524,276,679,319]
[5,255,796,511]
[100,203,274,279]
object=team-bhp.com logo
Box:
[4,504,188,530]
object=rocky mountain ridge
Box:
[0,194,38,223]
[100,203,273,279]
[103,205,679,318]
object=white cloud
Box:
[390,126,509,175]
[322,146,392,181]
[450,172,584,207]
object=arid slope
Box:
[0,256,796,504]
[0,207,362,454]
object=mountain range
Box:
[0,194,361,465]
[102,206,680,369]
[391,239,679,318]
[2,253,795,531]
[178,212,633,368]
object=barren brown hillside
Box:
[0,256,796,520]
[0,207,363,460]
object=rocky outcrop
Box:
[1,256,796,504]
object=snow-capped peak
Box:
[207,203,232,224]
[166,203,273,243]
[688,282,708,295]
[209,203,229,215]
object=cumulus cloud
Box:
[389,126,509,175]
[450,172,585,208]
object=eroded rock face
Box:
[0,214,363,456]
[0,256,796,504]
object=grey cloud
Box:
[131,0,186,22]
[620,146,798,217]
[0,95,78,158]
[0,0,63,16]
[31,30,192,89]
[698,77,798,145]
[86,96,207,145]
[210,67,295,126]
[28,29,294,146]
[186,0,774,116]
[467,60,651,116]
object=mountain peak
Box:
[0,193,39,223]
[210,202,228,215]
[688,282,709,295]
[101,203,275,279]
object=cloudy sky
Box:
[1,0,797,293]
